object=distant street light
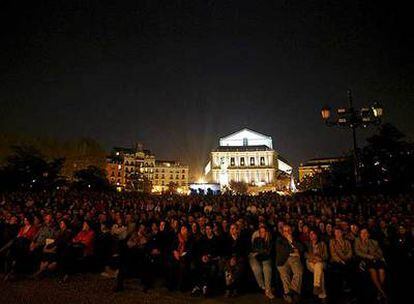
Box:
[321,90,383,186]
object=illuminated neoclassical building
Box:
[204,128,292,188]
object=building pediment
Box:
[219,128,273,149]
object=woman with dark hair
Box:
[355,228,387,300]
[305,230,328,302]
[72,220,95,257]
[329,227,353,293]
[33,219,73,278]
[3,216,39,280]
[170,225,193,291]
[223,223,246,297]
[249,225,274,299]
[191,223,219,297]
[114,223,148,292]
[60,220,95,282]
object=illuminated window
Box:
[240,157,245,166]
[260,157,265,166]
[230,157,235,166]
[250,157,255,166]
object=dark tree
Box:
[167,181,178,194]
[0,145,65,192]
[229,180,248,194]
[72,165,112,191]
[126,172,152,193]
[360,123,414,192]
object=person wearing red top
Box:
[17,217,39,241]
[2,217,40,280]
[73,221,95,256]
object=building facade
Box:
[298,157,347,181]
[152,160,189,193]
[106,144,188,192]
[204,128,292,188]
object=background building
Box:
[204,128,292,189]
[298,157,347,181]
[106,143,188,192]
[152,160,189,193]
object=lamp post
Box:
[321,90,383,187]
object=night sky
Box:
[1,0,413,179]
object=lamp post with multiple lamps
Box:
[321,90,383,187]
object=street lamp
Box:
[321,90,384,186]
[321,107,331,120]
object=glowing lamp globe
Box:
[321,107,331,120]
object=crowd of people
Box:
[0,190,412,303]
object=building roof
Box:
[300,156,348,167]
[155,160,188,167]
[112,146,135,154]
[219,128,272,141]
[278,155,292,166]
[213,145,273,152]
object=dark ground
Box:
[0,274,284,304]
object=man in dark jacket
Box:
[275,224,304,303]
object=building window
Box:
[161,174,165,179]
[240,157,245,166]
[182,175,185,179]
[243,138,248,146]
[260,157,265,166]
[155,174,158,179]
[250,157,255,166]
[230,157,235,166]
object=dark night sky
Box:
[1,0,413,179]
